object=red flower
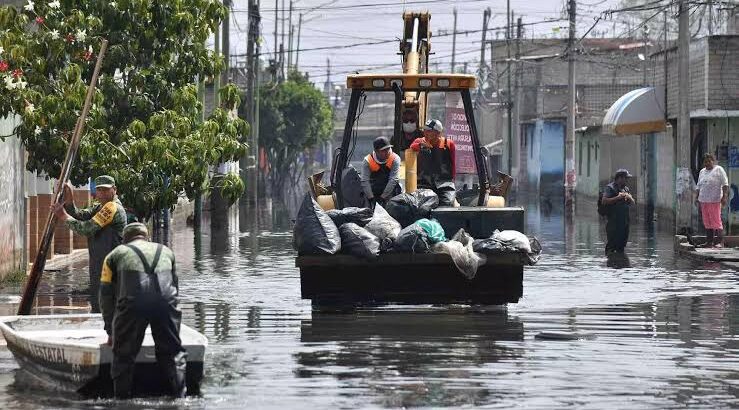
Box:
[65,33,75,43]
[12,68,23,78]
[0,61,8,72]
[83,51,93,61]
[35,16,44,24]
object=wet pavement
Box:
[0,199,738,409]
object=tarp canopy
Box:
[602,87,666,135]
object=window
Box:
[587,141,591,177]
[578,140,583,175]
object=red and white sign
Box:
[444,94,476,174]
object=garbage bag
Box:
[293,194,341,255]
[436,181,457,207]
[339,223,380,259]
[326,207,373,227]
[393,223,431,253]
[415,218,446,244]
[365,204,402,242]
[472,229,541,265]
[433,237,486,279]
[341,165,367,208]
[414,188,440,215]
[385,189,439,227]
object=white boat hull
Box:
[0,314,207,396]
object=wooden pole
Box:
[18,39,109,315]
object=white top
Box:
[697,165,729,203]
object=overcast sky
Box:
[227,0,627,85]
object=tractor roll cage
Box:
[333,74,489,208]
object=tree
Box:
[258,70,333,198]
[0,0,247,220]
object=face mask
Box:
[402,123,417,133]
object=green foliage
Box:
[258,70,333,196]
[0,1,246,219]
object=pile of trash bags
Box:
[292,192,541,277]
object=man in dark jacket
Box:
[601,169,635,254]
[52,175,126,312]
[100,222,186,399]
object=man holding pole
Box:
[51,175,126,312]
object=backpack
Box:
[597,190,608,217]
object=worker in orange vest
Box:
[361,136,402,207]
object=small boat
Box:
[0,314,207,397]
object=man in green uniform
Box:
[52,175,126,312]
[100,223,186,399]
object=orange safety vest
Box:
[366,153,395,173]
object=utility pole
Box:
[287,0,293,71]
[513,16,522,187]
[480,8,490,79]
[243,0,260,205]
[708,0,713,36]
[281,0,286,79]
[451,7,457,73]
[565,0,576,211]
[676,0,692,231]
[214,16,221,109]
[222,0,231,88]
[506,3,513,174]
[295,13,303,71]
[274,0,278,65]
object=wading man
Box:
[410,118,457,206]
[52,175,126,312]
[361,136,402,207]
[601,169,635,254]
[101,223,186,399]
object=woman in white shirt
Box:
[696,153,729,247]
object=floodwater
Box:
[1,198,738,409]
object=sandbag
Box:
[436,181,457,207]
[326,207,373,227]
[339,223,380,259]
[364,204,402,242]
[415,218,446,244]
[393,224,431,253]
[293,194,341,255]
[386,189,439,227]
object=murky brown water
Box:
[1,199,738,409]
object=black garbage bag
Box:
[339,223,380,259]
[365,204,402,242]
[436,181,457,207]
[393,223,431,254]
[293,194,341,255]
[385,189,439,227]
[414,188,440,215]
[472,230,542,265]
[326,207,373,227]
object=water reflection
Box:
[297,309,523,407]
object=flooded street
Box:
[1,201,738,409]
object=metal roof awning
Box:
[602,87,666,136]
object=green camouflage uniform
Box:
[64,196,126,312]
[101,236,186,399]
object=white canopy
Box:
[602,87,666,135]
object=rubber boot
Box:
[159,351,187,398]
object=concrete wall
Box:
[0,116,26,279]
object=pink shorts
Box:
[700,202,723,230]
